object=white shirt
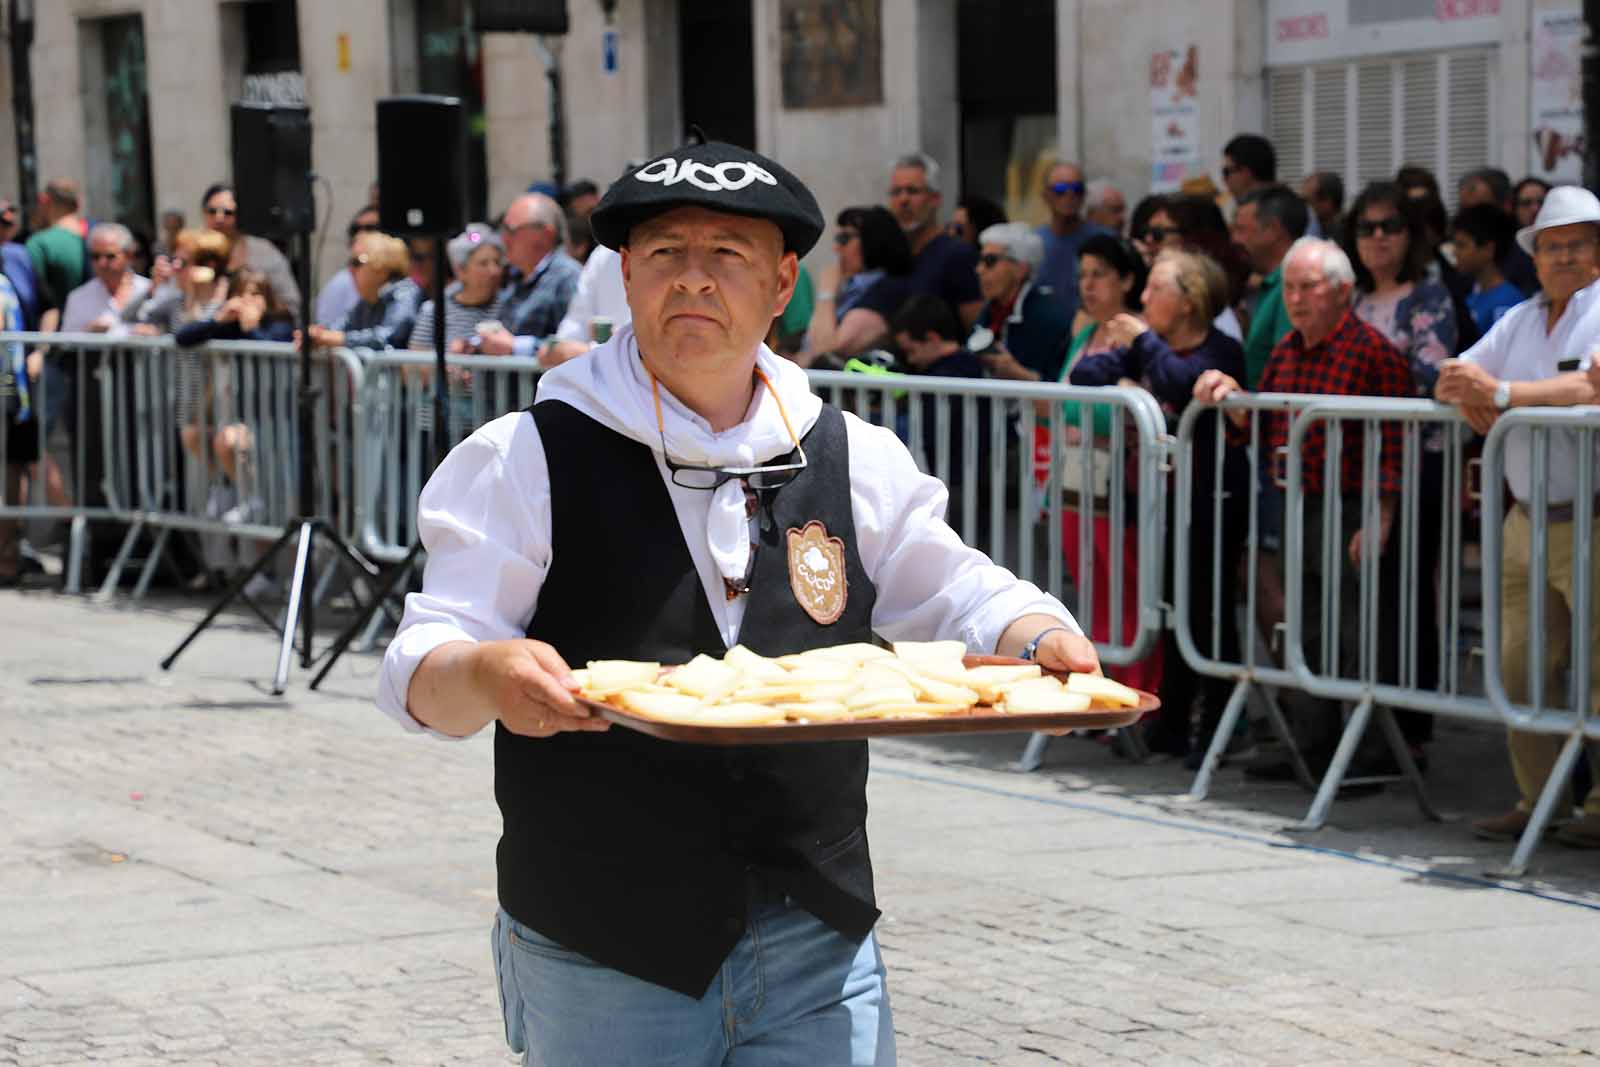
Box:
[553,245,630,344]
[1213,307,1242,342]
[61,274,151,335]
[1460,278,1600,504]
[376,333,1080,737]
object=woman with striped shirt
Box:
[410,223,507,354]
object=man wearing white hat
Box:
[1436,184,1600,848]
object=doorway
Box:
[679,1,756,148]
[957,0,1056,225]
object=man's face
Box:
[567,191,599,219]
[89,234,127,288]
[1281,249,1348,342]
[0,201,16,242]
[1087,189,1127,234]
[1457,178,1495,211]
[1041,165,1085,222]
[1532,222,1600,304]
[204,189,238,237]
[1221,155,1253,200]
[1231,203,1281,273]
[887,166,938,235]
[976,242,1026,303]
[500,202,553,272]
[895,329,942,368]
[621,206,798,380]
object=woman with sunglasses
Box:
[199,182,303,321]
[308,233,421,352]
[1346,182,1459,762]
[1131,195,1248,343]
[798,205,913,366]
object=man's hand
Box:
[466,639,606,738]
[1435,358,1497,406]
[980,345,1037,381]
[1461,402,1499,435]
[1033,628,1101,676]
[1347,498,1397,566]
[476,324,516,355]
[25,349,42,380]
[150,254,173,288]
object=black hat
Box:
[590,141,824,257]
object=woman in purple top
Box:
[1071,250,1248,760]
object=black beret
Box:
[590,141,824,257]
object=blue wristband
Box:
[1020,626,1074,662]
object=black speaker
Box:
[377,96,469,237]
[230,103,313,236]
[474,0,569,34]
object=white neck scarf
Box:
[535,325,823,582]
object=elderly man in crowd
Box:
[1033,161,1110,322]
[1436,186,1600,848]
[61,223,151,334]
[1194,237,1412,779]
[887,151,983,328]
[472,192,580,360]
[970,222,1072,384]
[1084,180,1128,236]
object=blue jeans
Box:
[492,901,895,1066]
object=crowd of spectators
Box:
[1,140,1596,847]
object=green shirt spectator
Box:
[1243,264,1291,388]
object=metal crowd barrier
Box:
[0,332,365,602]
[1479,405,1600,876]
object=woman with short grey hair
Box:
[409,223,507,354]
[970,222,1072,382]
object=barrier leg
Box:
[272,521,316,695]
[64,514,87,595]
[1185,678,1250,801]
[1488,729,1585,879]
[1290,695,1373,833]
[131,527,172,602]
[1257,685,1319,790]
[95,520,143,603]
[1012,731,1051,773]
[1373,704,1445,823]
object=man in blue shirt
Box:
[0,199,39,329]
[472,193,581,360]
[1032,161,1110,322]
[886,152,983,329]
[1451,203,1525,335]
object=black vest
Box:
[500,399,879,998]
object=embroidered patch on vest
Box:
[786,520,847,625]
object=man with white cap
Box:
[1436,184,1600,848]
[374,138,1097,1064]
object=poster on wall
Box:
[1150,44,1201,192]
[780,0,883,109]
[1529,5,1585,183]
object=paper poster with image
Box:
[1530,5,1585,182]
[1150,44,1201,193]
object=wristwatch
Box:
[1492,380,1513,411]
[1020,626,1074,662]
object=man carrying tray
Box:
[375,138,1098,1066]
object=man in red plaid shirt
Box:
[1193,237,1411,778]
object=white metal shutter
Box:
[1266,48,1493,209]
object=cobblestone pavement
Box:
[2,589,1598,1066]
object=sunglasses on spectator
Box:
[1048,181,1086,196]
[348,222,380,239]
[977,253,1014,269]
[833,231,859,246]
[348,252,371,269]
[206,205,236,217]
[1143,225,1180,244]
[1355,217,1407,237]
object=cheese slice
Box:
[1001,687,1092,714]
[615,689,703,719]
[964,664,1044,703]
[1065,673,1141,708]
[892,640,969,663]
[664,654,741,701]
[585,660,661,694]
[723,644,790,682]
[776,701,854,722]
[874,658,979,706]
[796,642,894,666]
[845,684,919,710]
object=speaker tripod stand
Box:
[161,227,382,694]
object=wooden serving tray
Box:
[581,654,1156,746]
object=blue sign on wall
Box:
[602,29,618,75]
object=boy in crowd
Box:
[1451,204,1525,335]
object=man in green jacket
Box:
[1233,185,1307,389]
